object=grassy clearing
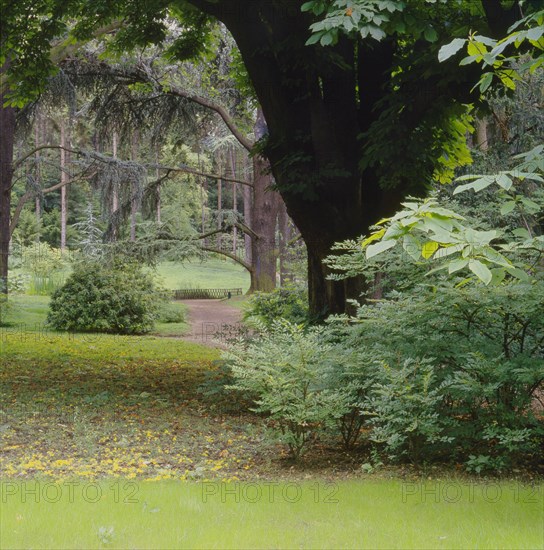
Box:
[152,258,250,292]
[1,295,542,549]
[1,480,541,549]
[10,257,250,294]
[2,294,190,337]
[0,300,269,482]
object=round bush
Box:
[47,261,161,334]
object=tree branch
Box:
[164,84,254,152]
[151,163,253,187]
[9,170,96,237]
[13,145,83,170]
[200,245,252,271]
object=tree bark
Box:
[278,199,290,286]
[243,160,252,265]
[34,110,41,231]
[60,117,68,251]
[130,129,139,242]
[248,108,281,293]
[0,63,16,294]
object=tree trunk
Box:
[130,130,138,242]
[0,78,15,295]
[217,170,222,251]
[155,147,161,224]
[475,118,489,151]
[60,117,68,251]
[111,131,119,241]
[248,108,281,293]
[243,165,252,265]
[34,111,41,231]
[278,200,290,286]
[230,147,238,257]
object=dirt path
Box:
[179,299,243,347]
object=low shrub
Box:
[158,301,186,324]
[243,285,309,327]
[224,321,345,459]
[47,260,162,334]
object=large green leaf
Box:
[468,260,492,285]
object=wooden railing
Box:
[172,288,243,300]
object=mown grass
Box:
[1,295,542,549]
[1,480,541,549]
[152,258,250,292]
[10,257,250,294]
[2,294,190,337]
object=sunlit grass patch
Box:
[0,480,542,549]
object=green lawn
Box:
[1,295,542,549]
[10,257,251,294]
[1,480,541,549]
[1,294,189,337]
[152,258,250,292]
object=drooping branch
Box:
[151,163,253,187]
[13,145,83,170]
[9,169,96,237]
[161,84,254,152]
[200,245,252,271]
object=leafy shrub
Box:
[0,293,9,326]
[228,278,543,470]
[333,280,544,469]
[8,273,30,294]
[224,321,345,459]
[363,358,454,463]
[158,301,186,324]
[47,260,162,334]
[243,285,309,327]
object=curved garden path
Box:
[179,299,243,347]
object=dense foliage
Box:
[47,259,162,334]
[243,285,309,328]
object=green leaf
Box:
[361,228,386,247]
[366,239,396,259]
[479,72,493,93]
[424,27,438,43]
[520,197,541,213]
[496,173,513,190]
[505,266,530,282]
[320,32,334,46]
[512,228,530,239]
[306,33,323,46]
[438,38,466,62]
[448,258,469,274]
[402,234,421,261]
[500,201,516,215]
[468,260,492,285]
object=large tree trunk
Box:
[248,153,280,293]
[0,67,16,295]
[187,1,404,316]
[248,108,281,293]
